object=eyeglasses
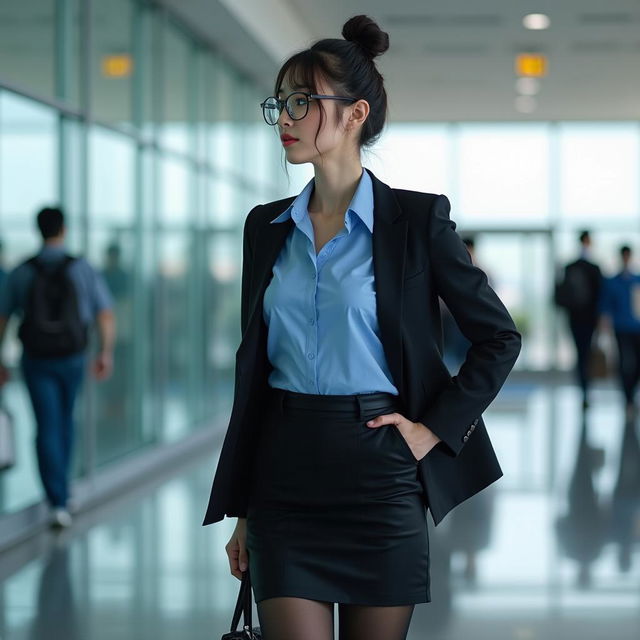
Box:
[260,91,357,126]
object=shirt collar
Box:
[39,244,66,257]
[270,168,374,233]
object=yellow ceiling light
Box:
[102,54,133,78]
[515,53,548,77]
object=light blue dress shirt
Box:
[599,270,640,333]
[263,168,399,395]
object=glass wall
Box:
[0,92,60,512]
[0,0,285,517]
[367,121,640,371]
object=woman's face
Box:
[275,73,356,165]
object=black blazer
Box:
[202,168,522,527]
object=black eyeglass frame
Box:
[259,91,357,125]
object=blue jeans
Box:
[20,351,86,508]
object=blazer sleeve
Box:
[240,205,261,337]
[418,194,522,457]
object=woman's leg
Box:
[337,603,415,640]
[257,597,334,640]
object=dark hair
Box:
[579,230,590,244]
[107,242,121,258]
[274,14,389,159]
[36,207,65,239]
[462,236,475,250]
[620,245,632,256]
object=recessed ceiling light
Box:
[515,95,537,113]
[523,13,550,30]
[516,77,540,96]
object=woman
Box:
[202,15,521,640]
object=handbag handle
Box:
[229,567,253,634]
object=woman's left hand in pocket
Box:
[366,413,441,461]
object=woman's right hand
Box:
[225,517,248,580]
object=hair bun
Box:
[342,15,389,59]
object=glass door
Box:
[449,228,555,372]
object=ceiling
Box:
[165,0,640,122]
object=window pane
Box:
[156,231,192,441]
[160,20,192,153]
[457,124,550,225]
[209,176,239,226]
[156,157,201,440]
[366,124,451,195]
[208,62,238,174]
[88,128,146,466]
[205,231,241,416]
[473,232,553,370]
[160,157,191,224]
[559,123,640,221]
[243,83,274,188]
[0,93,57,226]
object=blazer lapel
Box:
[368,169,408,394]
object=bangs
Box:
[274,50,332,95]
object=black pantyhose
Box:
[338,603,415,640]
[256,597,415,640]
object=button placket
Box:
[304,247,319,391]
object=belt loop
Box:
[355,394,365,421]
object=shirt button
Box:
[307,353,315,360]
[309,319,315,325]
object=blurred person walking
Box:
[555,230,602,409]
[202,14,521,640]
[0,207,115,528]
[599,245,640,419]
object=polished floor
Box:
[0,379,639,639]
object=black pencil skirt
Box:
[246,386,430,606]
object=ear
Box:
[348,99,370,129]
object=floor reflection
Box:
[27,544,81,640]
[0,380,639,640]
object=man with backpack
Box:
[0,207,115,528]
[554,230,603,409]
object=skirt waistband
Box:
[268,386,402,415]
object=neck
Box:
[44,237,64,248]
[309,157,363,218]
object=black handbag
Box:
[221,567,262,639]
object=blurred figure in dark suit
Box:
[555,230,602,409]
